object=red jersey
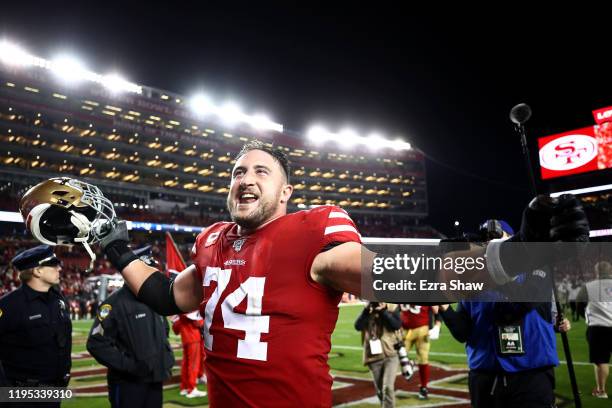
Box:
[191,206,361,407]
[400,305,431,329]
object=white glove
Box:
[429,324,441,340]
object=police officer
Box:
[0,245,72,407]
[86,246,175,408]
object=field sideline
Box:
[60,304,607,407]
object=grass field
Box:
[60,304,608,407]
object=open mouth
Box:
[237,192,259,205]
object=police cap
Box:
[11,245,60,271]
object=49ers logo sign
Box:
[538,127,598,179]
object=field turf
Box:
[60,304,607,407]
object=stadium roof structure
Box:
[0,38,429,223]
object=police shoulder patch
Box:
[98,304,112,321]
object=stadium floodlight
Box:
[0,40,141,94]
[249,113,284,132]
[307,124,411,152]
[249,113,270,130]
[100,73,142,94]
[367,133,386,150]
[391,138,411,151]
[307,125,330,145]
[0,41,33,66]
[190,94,215,117]
[217,102,245,126]
[338,128,362,149]
[189,96,284,132]
[50,55,89,83]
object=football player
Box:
[100,141,370,406]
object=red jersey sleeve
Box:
[190,222,228,280]
[321,206,362,246]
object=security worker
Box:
[0,245,72,407]
[86,247,175,408]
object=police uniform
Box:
[86,283,175,408]
[0,245,72,407]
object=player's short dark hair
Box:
[234,140,291,183]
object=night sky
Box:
[1,5,610,235]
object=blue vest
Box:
[461,301,559,372]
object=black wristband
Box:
[137,272,182,316]
[103,240,139,271]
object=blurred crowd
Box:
[0,191,441,240]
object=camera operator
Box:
[440,220,572,408]
[355,302,402,408]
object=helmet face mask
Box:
[20,177,116,246]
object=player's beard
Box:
[227,191,280,231]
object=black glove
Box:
[515,194,589,243]
[99,219,130,248]
[516,195,557,242]
[499,194,589,282]
[550,194,590,242]
[98,220,138,271]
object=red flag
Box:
[166,232,186,277]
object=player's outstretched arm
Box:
[100,220,202,314]
[311,195,588,301]
[312,241,498,298]
[171,265,203,312]
[310,241,376,296]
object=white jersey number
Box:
[202,266,270,361]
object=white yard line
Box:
[331,345,593,366]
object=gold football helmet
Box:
[20,177,116,265]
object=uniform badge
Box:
[98,304,112,321]
[92,323,104,336]
[205,232,220,247]
[233,238,246,252]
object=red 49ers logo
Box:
[538,127,598,179]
